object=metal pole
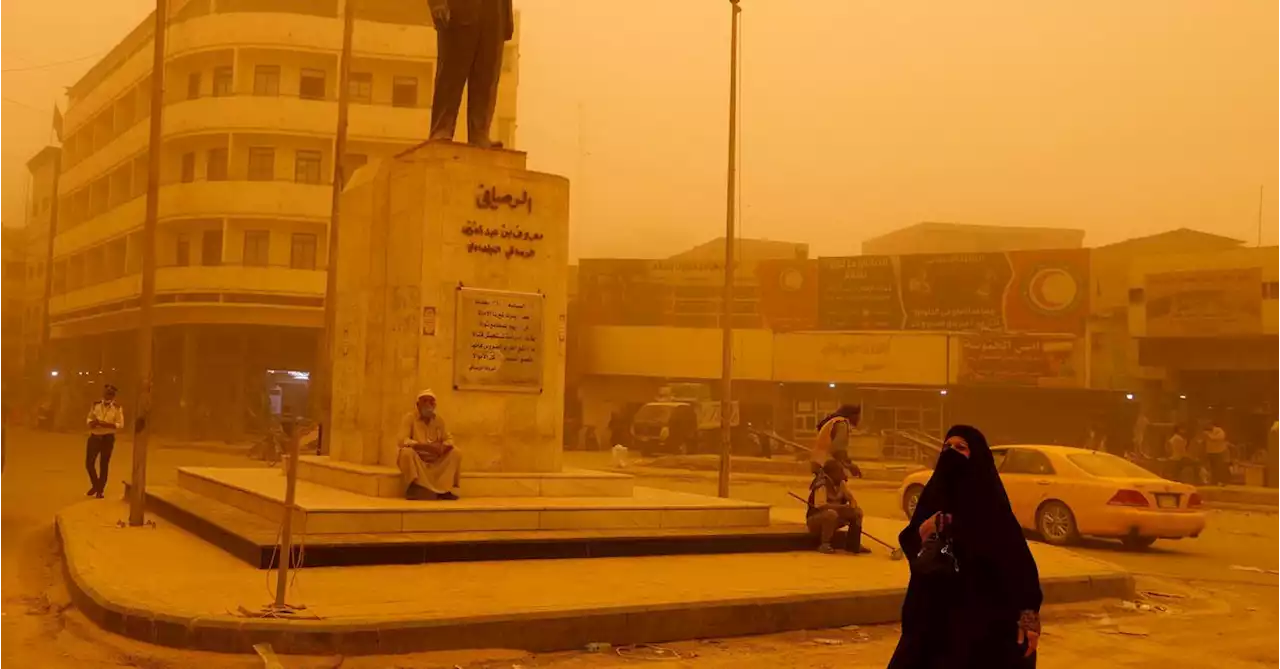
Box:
[718,0,741,499]
[37,152,60,395]
[314,0,356,456]
[274,431,301,609]
[1257,185,1265,247]
[128,0,167,527]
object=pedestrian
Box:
[1084,421,1107,453]
[85,384,125,499]
[811,404,863,478]
[1166,424,1191,482]
[888,425,1041,669]
[1203,419,1230,486]
[805,458,870,555]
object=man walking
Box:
[85,384,124,498]
[810,404,863,478]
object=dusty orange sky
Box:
[3,0,1276,259]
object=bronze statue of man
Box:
[428,0,514,148]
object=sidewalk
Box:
[57,500,1132,655]
[1197,484,1278,508]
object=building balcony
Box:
[54,180,330,257]
[64,12,440,133]
[49,264,325,318]
[61,96,433,193]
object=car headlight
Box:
[660,427,670,440]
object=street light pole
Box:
[315,0,356,455]
[718,0,741,499]
[128,0,167,527]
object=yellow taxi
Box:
[898,445,1207,550]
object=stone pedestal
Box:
[327,141,570,475]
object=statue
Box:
[428,0,514,149]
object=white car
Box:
[898,445,1207,550]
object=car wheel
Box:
[1036,500,1078,546]
[1121,534,1157,551]
[903,485,924,519]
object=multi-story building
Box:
[20,147,60,386]
[3,226,29,396]
[39,0,520,438]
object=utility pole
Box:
[315,0,356,456]
[129,0,167,527]
[718,0,741,499]
[1257,185,1265,247]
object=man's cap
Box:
[416,389,437,401]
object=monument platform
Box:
[149,465,788,568]
[295,455,634,498]
[57,499,1134,655]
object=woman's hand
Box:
[918,512,940,539]
[917,512,950,540]
[1017,610,1041,657]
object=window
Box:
[1263,281,1279,300]
[175,235,191,267]
[248,147,275,181]
[349,72,372,103]
[253,65,280,96]
[1067,452,1159,479]
[207,148,228,181]
[290,233,317,270]
[1000,449,1055,476]
[294,150,323,184]
[341,153,367,186]
[180,152,196,183]
[212,66,233,96]
[1127,287,1144,304]
[187,72,201,100]
[244,230,271,267]
[200,229,223,266]
[392,76,418,108]
[299,68,326,100]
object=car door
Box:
[999,448,1057,529]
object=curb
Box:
[56,516,1133,656]
[610,465,906,490]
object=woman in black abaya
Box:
[887,425,1042,669]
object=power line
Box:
[2,97,48,113]
[2,51,105,73]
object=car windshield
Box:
[1067,452,1161,479]
[633,405,674,424]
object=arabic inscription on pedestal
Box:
[454,287,543,393]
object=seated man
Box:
[395,389,462,500]
[807,458,869,554]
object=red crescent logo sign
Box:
[1026,267,1079,313]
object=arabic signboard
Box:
[899,253,1011,331]
[454,287,543,393]
[957,335,1081,387]
[577,259,762,328]
[817,249,1089,334]
[1146,268,1262,337]
[773,332,948,385]
[578,249,1089,334]
[817,256,903,330]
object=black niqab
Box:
[888,425,1042,669]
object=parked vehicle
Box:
[899,444,1206,550]
[631,383,739,456]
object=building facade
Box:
[38,0,521,438]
